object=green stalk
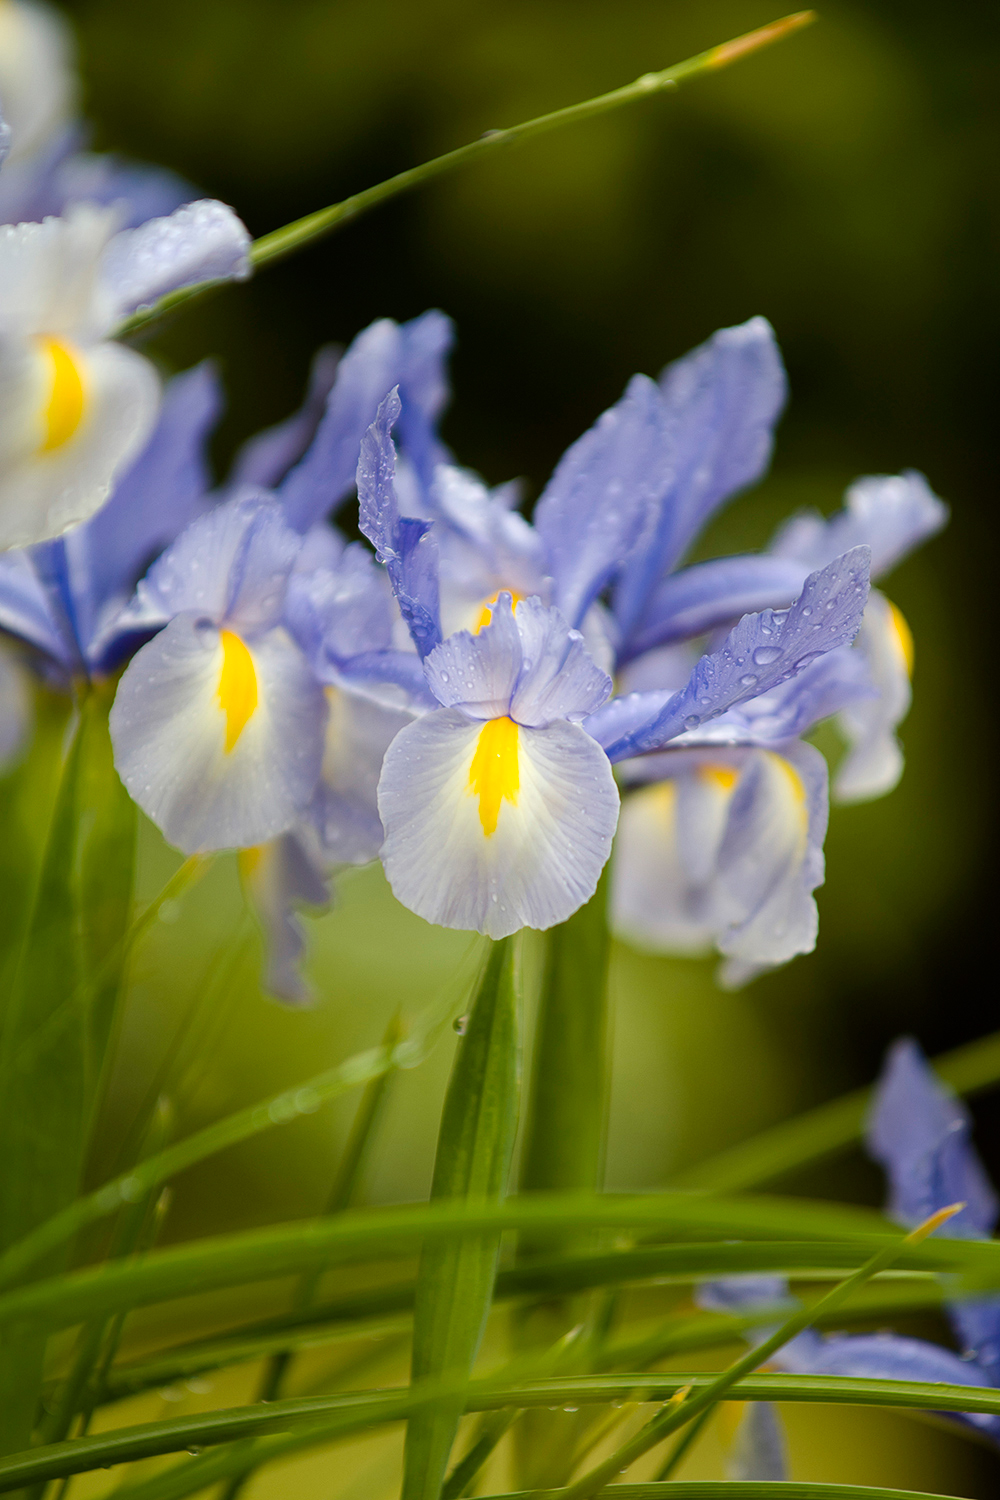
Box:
[115,14,815,339]
[3,1369,1000,1495]
[403,937,522,1500]
[560,1207,962,1497]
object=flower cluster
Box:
[0,288,945,996]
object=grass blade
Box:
[403,937,522,1500]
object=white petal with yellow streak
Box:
[378,707,619,938]
[834,588,912,803]
[111,614,326,854]
[0,336,159,549]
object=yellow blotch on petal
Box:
[468,715,519,836]
[37,337,86,453]
[473,590,524,634]
[697,764,739,793]
[217,630,258,753]
[237,845,264,878]
[888,599,915,678]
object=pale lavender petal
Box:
[508,595,612,726]
[622,554,808,662]
[422,594,523,720]
[102,200,251,318]
[771,471,947,581]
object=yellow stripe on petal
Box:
[217,630,258,753]
[697,763,739,793]
[468,715,519,836]
[36,337,86,452]
[888,599,915,678]
[473,590,524,634]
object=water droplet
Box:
[752,646,781,666]
[683,714,700,731]
[453,1015,469,1035]
[801,605,812,616]
[739,673,758,687]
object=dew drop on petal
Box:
[752,646,782,666]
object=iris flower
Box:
[698,1040,1000,1448]
[0,0,191,227]
[0,201,249,550]
[360,386,871,939]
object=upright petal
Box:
[125,493,302,635]
[0,0,75,168]
[533,374,672,629]
[867,1037,998,1236]
[508,596,612,726]
[110,615,325,854]
[100,200,251,321]
[285,539,394,667]
[594,549,872,762]
[422,595,523,720]
[771,470,947,581]
[357,389,441,658]
[613,317,787,640]
[378,708,619,938]
[834,590,913,802]
[280,311,453,533]
[230,347,340,491]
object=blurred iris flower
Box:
[697,1039,1000,1448]
[0,0,191,226]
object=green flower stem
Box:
[559,1208,960,1498]
[476,1486,969,1500]
[403,937,522,1500]
[1,1370,999,1495]
[115,13,815,340]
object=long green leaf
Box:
[7,1197,1000,1338]
[476,1487,966,1500]
[404,937,522,1500]
[0,942,482,1293]
[115,14,815,338]
[3,1371,1000,1495]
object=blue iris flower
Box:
[698,1040,1000,1448]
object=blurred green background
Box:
[21,0,1000,1489]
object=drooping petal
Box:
[614,317,788,641]
[357,389,441,658]
[771,470,947,581]
[621,554,808,662]
[727,1403,788,1483]
[280,311,453,533]
[378,707,619,938]
[123,492,302,635]
[110,615,326,854]
[834,590,913,802]
[533,373,673,629]
[230,347,340,491]
[593,548,871,762]
[0,337,160,551]
[306,685,415,864]
[867,1037,998,1236]
[0,641,31,768]
[67,361,222,666]
[239,832,329,1005]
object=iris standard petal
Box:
[771,470,947,581]
[357,388,441,658]
[100,199,251,322]
[239,832,329,1006]
[110,614,326,854]
[596,548,871,762]
[0,336,160,550]
[508,595,612,726]
[867,1037,998,1236]
[280,311,453,533]
[834,590,913,802]
[533,373,672,629]
[613,316,787,641]
[622,554,808,662]
[285,540,395,668]
[422,595,522,720]
[125,493,302,635]
[378,707,619,938]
